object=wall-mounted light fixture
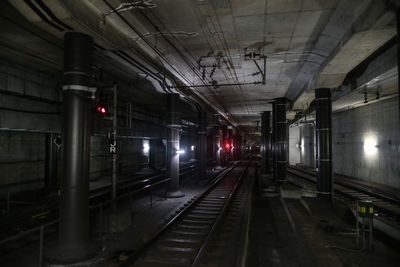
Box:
[176,149,185,154]
[363,136,377,155]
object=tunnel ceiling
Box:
[6,0,400,133]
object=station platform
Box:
[247,174,400,267]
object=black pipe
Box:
[58,32,93,262]
[166,94,184,197]
[198,112,207,179]
[273,98,287,184]
[45,133,58,189]
[315,88,332,201]
[261,111,271,174]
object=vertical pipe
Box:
[59,32,93,261]
[112,84,118,203]
[315,88,332,201]
[261,111,271,174]
[45,133,57,189]
[273,98,287,184]
[198,112,207,179]
[166,94,184,197]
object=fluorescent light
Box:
[191,145,195,151]
[176,150,185,154]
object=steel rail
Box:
[120,161,239,266]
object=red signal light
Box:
[97,106,106,114]
[225,143,230,149]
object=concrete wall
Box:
[288,96,400,188]
[332,97,400,188]
[0,58,196,198]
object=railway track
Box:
[120,161,254,267]
[287,165,400,236]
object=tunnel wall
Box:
[332,96,400,188]
[0,58,186,198]
[288,96,400,189]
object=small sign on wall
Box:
[108,132,117,154]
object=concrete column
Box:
[273,98,287,184]
[397,9,400,126]
[58,32,93,261]
[198,112,207,179]
[214,127,221,166]
[261,111,271,174]
[45,133,58,190]
[166,94,184,198]
[315,88,332,201]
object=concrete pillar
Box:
[166,94,184,198]
[58,32,93,262]
[273,98,287,184]
[214,127,221,166]
[397,10,400,127]
[261,111,271,174]
[198,112,207,179]
[315,88,332,201]
[45,133,58,190]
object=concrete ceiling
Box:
[5,0,400,133]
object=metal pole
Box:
[166,94,184,198]
[112,84,118,204]
[59,32,93,262]
[315,88,332,202]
